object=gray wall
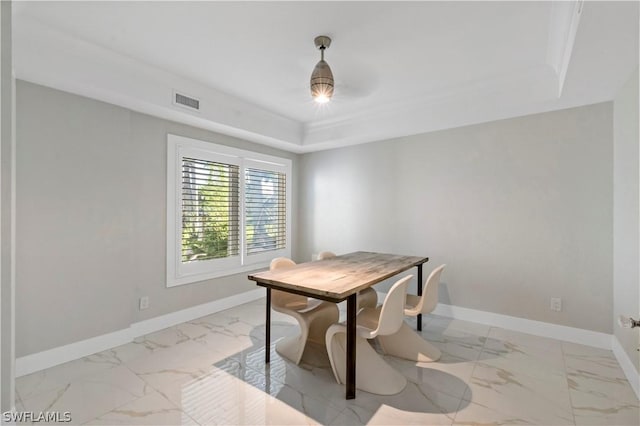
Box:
[298,103,614,333]
[14,79,618,357]
[15,81,299,356]
[1,0,15,411]
[613,68,639,371]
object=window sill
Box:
[167,262,270,287]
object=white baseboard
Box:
[15,327,133,378]
[373,293,613,350]
[364,297,636,400]
[432,303,612,349]
[130,288,264,337]
[14,291,625,383]
[612,335,640,400]
[15,288,265,377]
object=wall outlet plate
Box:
[550,297,562,312]
[139,296,150,310]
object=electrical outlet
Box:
[312,253,319,261]
[139,296,150,310]
[550,297,562,312]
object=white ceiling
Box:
[12,1,639,153]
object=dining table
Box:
[247,251,429,399]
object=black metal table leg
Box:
[346,293,357,399]
[265,287,271,363]
[417,264,423,331]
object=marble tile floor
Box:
[15,298,639,425]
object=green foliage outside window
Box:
[180,159,284,263]
[181,160,237,262]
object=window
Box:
[167,134,291,286]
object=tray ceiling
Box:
[12,1,639,152]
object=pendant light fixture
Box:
[310,35,334,104]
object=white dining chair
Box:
[317,251,378,310]
[270,257,339,365]
[377,264,446,362]
[325,275,411,395]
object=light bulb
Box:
[314,94,330,104]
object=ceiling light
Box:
[310,35,334,103]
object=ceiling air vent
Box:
[173,91,200,112]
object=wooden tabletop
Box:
[248,251,428,302]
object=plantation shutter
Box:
[244,167,287,256]
[181,157,240,263]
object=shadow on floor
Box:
[207,320,472,424]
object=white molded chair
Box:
[325,275,411,395]
[270,257,339,365]
[378,264,446,363]
[317,251,378,310]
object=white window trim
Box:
[167,134,292,287]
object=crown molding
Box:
[13,18,306,153]
[301,65,563,150]
[547,0,584,97]
[13,4,596,154]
